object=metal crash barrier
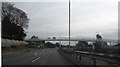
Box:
[59,48,120,66]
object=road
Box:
[2,48,76,65]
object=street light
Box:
[69,0,71,48]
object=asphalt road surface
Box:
[2,48,76,65]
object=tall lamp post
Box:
[69,0,71,48]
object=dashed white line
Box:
[97,53,104,56]
[31,57,40,62]
[109,55,114,57]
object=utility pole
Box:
[69,0,71,48]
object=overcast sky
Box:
[10,0,118,40]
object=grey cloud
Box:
[12,2,118,40]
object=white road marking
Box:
[109,55,114,57]
[97,53,104,56]
[31,57,40,62]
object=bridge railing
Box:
[59,48,120,66]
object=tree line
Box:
[2,2,29,40]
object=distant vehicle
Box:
[48,37,51,39]
[53,37,56,39]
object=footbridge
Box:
[25,37,118,43]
